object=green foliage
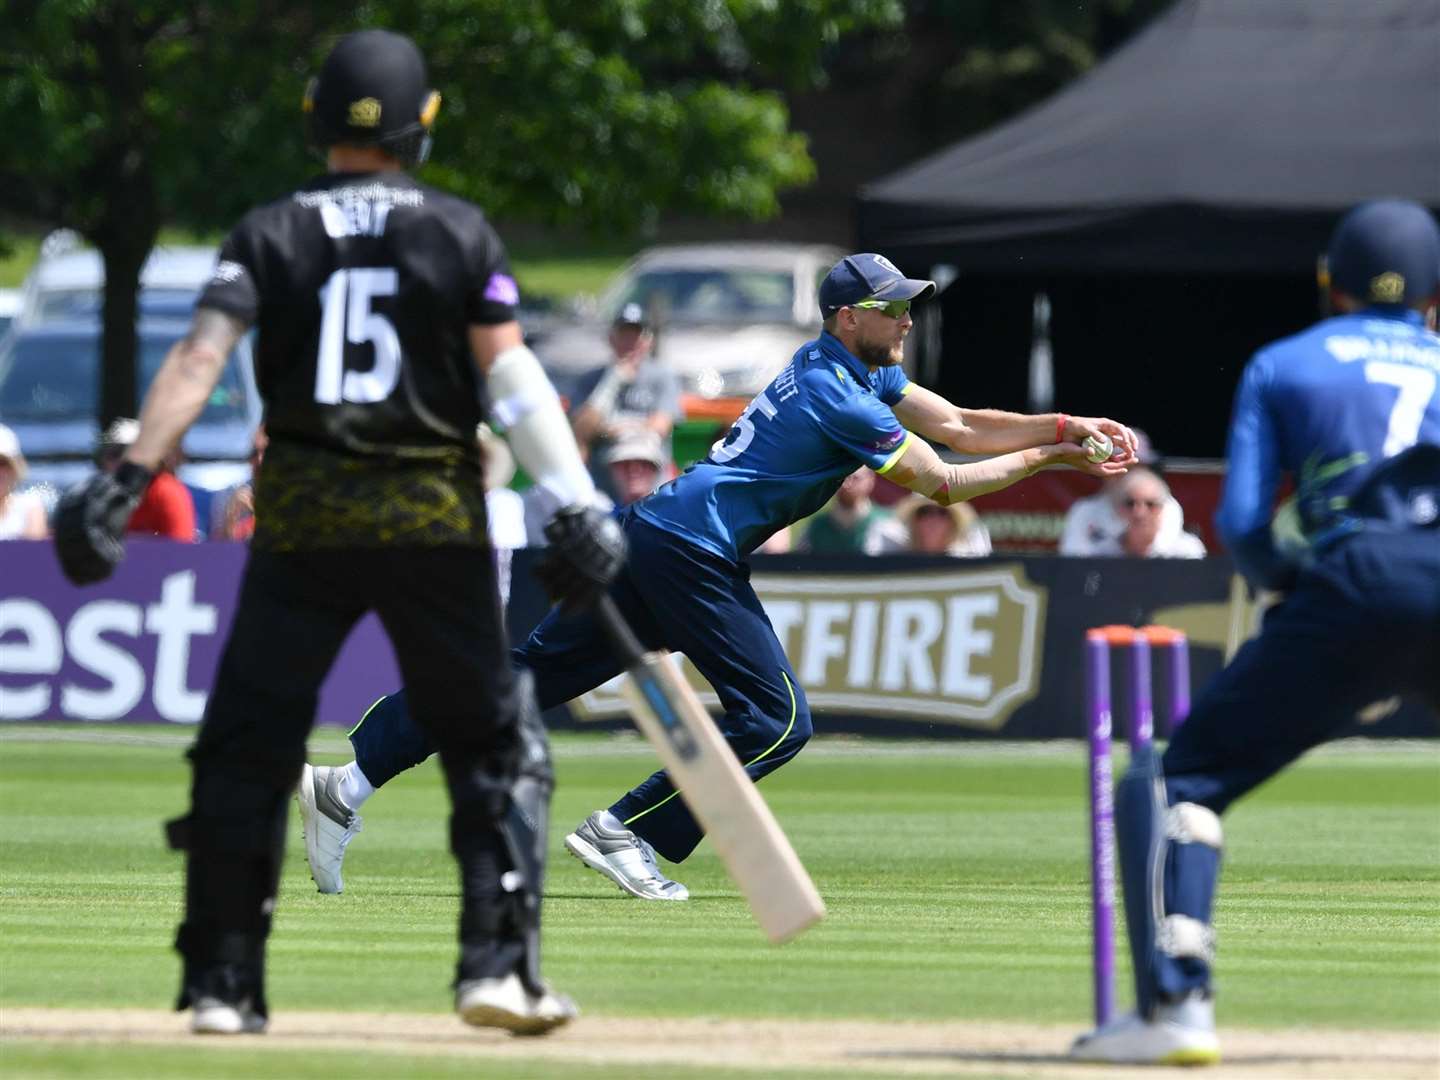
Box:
[0,1,902,238]
[923,0,1173,135]
[0,1,901,418]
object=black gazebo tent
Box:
[858,0,1440,456]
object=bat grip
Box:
[596,594,647,667]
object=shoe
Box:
[190,990,267,1035]
[296,764,361,894]
[1070,992,1220,1065]
[564,810,689,901]
[455,972,577,1036]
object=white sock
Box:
[598,809,627,832]
[337,761,376,810]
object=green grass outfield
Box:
[2,726,1437,1078]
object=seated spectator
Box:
[97,418,196,541]
[1059,429,1185,555]
[569,303,683,502]
[798,467,905,555]
[1093,467,1206,559]
[603,428,668,507]
[213,426,268,541]
[0,423,48,539]
[885,493,993,557]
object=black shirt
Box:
[198,171,518,549]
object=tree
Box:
[0,0,901,425]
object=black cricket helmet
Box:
[303,30,441,166]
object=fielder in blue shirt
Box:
[1073,201,1440,1066]
[298,252,1138,900]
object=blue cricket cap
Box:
[819,253,936,317]
[1326,200,1440,307]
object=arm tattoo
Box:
[178,307,248,383]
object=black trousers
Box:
[176,544,523,993]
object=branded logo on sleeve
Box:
[869,428,906,453]
[210,260,245,285]
[483,272,520,305]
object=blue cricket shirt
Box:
[1217,307,1440,588]
[635,331,913,561]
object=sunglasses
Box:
[849,298,911,319]
[1123,497,1163,511]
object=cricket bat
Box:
[595,595,826,944]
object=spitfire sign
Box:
[571,565,1046,730]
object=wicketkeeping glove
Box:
[52,461,154,585]
[535,505,627,612]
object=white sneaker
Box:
[296,764,361,894]
[1070,993,1220,1065]
[563,810,689,901]
[191,996,267,1035]
[455,971,577,1036]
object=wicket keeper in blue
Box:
[1072,200,1440,1066]
[299,252,1137,899]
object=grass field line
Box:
[3,1007,1438,1079]
[3,725,1437,763]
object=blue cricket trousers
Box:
[1163,527,1440,811]
[350,508,812,862]
[1151,526,1440,1000]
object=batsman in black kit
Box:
[51,30,621,1037]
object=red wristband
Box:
[1054,414,1068,444]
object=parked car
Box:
[0,288,21,338]
[0,315,261,504]
[535,242,845,405]
[15,231,217,327]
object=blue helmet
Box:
[1324,200,1440,307]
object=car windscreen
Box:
[613,269,794,324]
[0,329,249,423]
[32,288,198,321]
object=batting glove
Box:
[52,461,153,585]
[535,505,627,612]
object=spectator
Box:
[887,492,993,557]
[798,467,905,555]
[602,428,668,507]
[569,302,684,501]
[0,423,48,539]
[97,418,196,541]
[1094,467,1206,558]
[1059,429,1185,555]
[213,426,268,541]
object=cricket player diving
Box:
[299,252,1138,900]
[1071,200,1440,1065]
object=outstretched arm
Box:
[893,385,1137,460]
[880,429,1127,506]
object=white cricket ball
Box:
[1082,434,1113,463]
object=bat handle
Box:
[596,594,646,667]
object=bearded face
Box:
[849,307,912,368]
